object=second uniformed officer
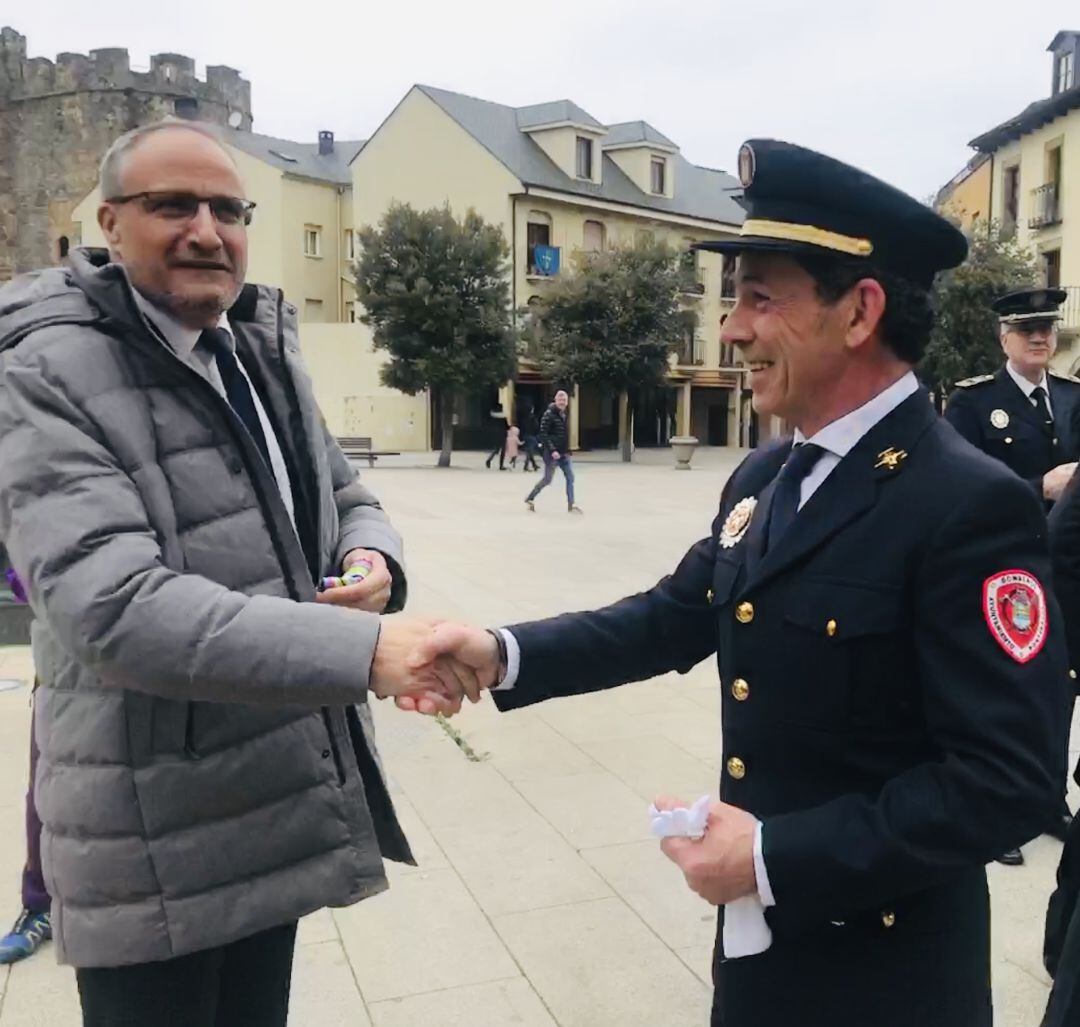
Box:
[404,140,1071,1027]
[945,287,1080,507]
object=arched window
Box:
[58,236,70,261]
[583,220,605,253]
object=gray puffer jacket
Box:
[0,248,412,968]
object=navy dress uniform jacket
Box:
[1041,475,1080,1025]
[944,367,1080,500]
[493,389,1070,1027]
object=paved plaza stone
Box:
[0,447,1075,1025]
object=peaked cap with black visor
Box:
[694,139,969,289]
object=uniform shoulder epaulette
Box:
[953,374,994,388]
[1049,370,1080,384]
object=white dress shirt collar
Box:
[793,371,920,457]
[1005,361,1049,400]
[132,290,232,358]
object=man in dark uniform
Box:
[945,286,1079,863]
[945,288,1080,508]
[399,139,1071,1027]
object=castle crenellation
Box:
[0,26,253,279]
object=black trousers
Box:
[76,921,298,1027]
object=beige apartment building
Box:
[965,29,1080,370]
[352,85,751,452]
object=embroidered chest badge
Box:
[983,570,1048,664]
[720,497,757,549]
[990,409,1009,429]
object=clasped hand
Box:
[369,620,500,715]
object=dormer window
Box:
[576,136,593,180]
[650,157,667,195]
[1056,49,1075,93]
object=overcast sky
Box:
[9,1,1078,200]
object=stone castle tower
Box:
[0,27,253,281]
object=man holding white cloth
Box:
[402,139,1070,1026]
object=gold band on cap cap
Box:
[1000,312,1062,325]
[740,218,874,257]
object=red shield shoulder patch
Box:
[983,570,1048,664]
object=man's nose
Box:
[720,303,754,348]
[185,202,225,250]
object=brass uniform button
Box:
[726,756,746,780]
[1071,669,1077,681]
[731,678,750,702]
[826,619,838,638]
[1005,437,1013,445]
[881,911,896,928]
[736,601,755,624]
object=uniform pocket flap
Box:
[785,580,902,638]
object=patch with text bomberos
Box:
[983,570,1047,664]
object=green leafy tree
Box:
[527,242,695,461]
[920,221,1040,407]
[354,203,517,467]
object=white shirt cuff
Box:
[753,822,776,907]
[491,628,520,690]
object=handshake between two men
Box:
[365,616,762,912]
[369,620,503,716]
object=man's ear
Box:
[97,204,121,249]
[845,278,887,351]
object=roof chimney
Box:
[318,130,334,156]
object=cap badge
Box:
[720,496,757,549]
[737,143,756,188]
[990,409,1009,429]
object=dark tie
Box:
[765,443,826,552]
[1032,385,1053,435]
[199,327,272,467]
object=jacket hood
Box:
[0,247,280,353]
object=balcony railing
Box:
[1029,183,1062,230]
[677,265,706,297]
[1061,286,1080,334]
[675,335,705,366]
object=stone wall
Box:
[0,27,253,280]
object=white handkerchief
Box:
[648,797,773,960]
[723,896,772,959]
[648,795,711,839]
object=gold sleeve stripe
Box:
[740,218,874,257]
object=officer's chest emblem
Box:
[720,497,757,549]
[990,409,1009,429]
[983,570,1048,664]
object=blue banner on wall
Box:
[533,245,561,276]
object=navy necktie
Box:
[199,327,271,467]
[765,443,826,552]
[1032,385,1053,435]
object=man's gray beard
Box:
[144,286,239,328]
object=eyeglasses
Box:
[106,191,256,226]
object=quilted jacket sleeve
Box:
[0,338,383,706]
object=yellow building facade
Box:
[967,30,1080,369]
[352,85,752,452]
[934,153,992,230]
